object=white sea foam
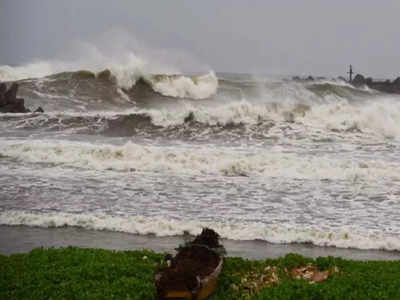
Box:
[301,98,400,139]
[148,72,218,99]
[143,96,400,139]
[0,139,399,181]
[1,210,399,251]
[142,99,282,127]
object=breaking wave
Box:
[1,139,399,180]
[2,61,400,141]
[3,94,400,140]
[0,63,218,101]
[1,210,399,251]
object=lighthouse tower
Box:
[348,65,354,82]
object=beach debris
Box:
[242,266,279,293]
[231,263,340,297]
[230,265,280,298]
[290,264,339,284]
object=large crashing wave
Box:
[2,86,400,141]
[2,62,400,140]
[5,97,400,140]
[0,63,218,101]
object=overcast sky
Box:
[1,0,399,77]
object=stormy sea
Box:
[1,62,400,259]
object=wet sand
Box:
[0,225,399,261]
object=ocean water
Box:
[1,62,400,253]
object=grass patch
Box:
[1,247,400,299]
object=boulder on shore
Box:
[0,82,44,113]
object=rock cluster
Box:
[351,74,400,94]
[0,82,43,113]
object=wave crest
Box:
[147,72,218,99]
[0,61,218,101]
[1,210,400,251]
[1,140,399,180]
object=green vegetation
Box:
[1,247,400,299]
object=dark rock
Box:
[393,77,400,87]
[307,76,314,81]
[14,98,26,112]
[365,77,373,85]
[34,106,44,113]
[352,74,366,87]
[337,76,347,82]
[0,98,28,113]
[184,111,195,123]
[0,83,7,95]
[4,83,19,104]
[0,83,7,106]
[0,82,33,113]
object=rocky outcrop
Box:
[0,83,8,106]
[0,82,44,113]
[351,74,400,94]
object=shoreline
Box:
[1,225,399,261]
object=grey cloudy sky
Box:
[1,0,399,77]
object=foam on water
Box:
[301,98,400,139]
[1,210,399,251]
[141,96,400,140]
[0,139,399,180]
[148,72,218,99]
